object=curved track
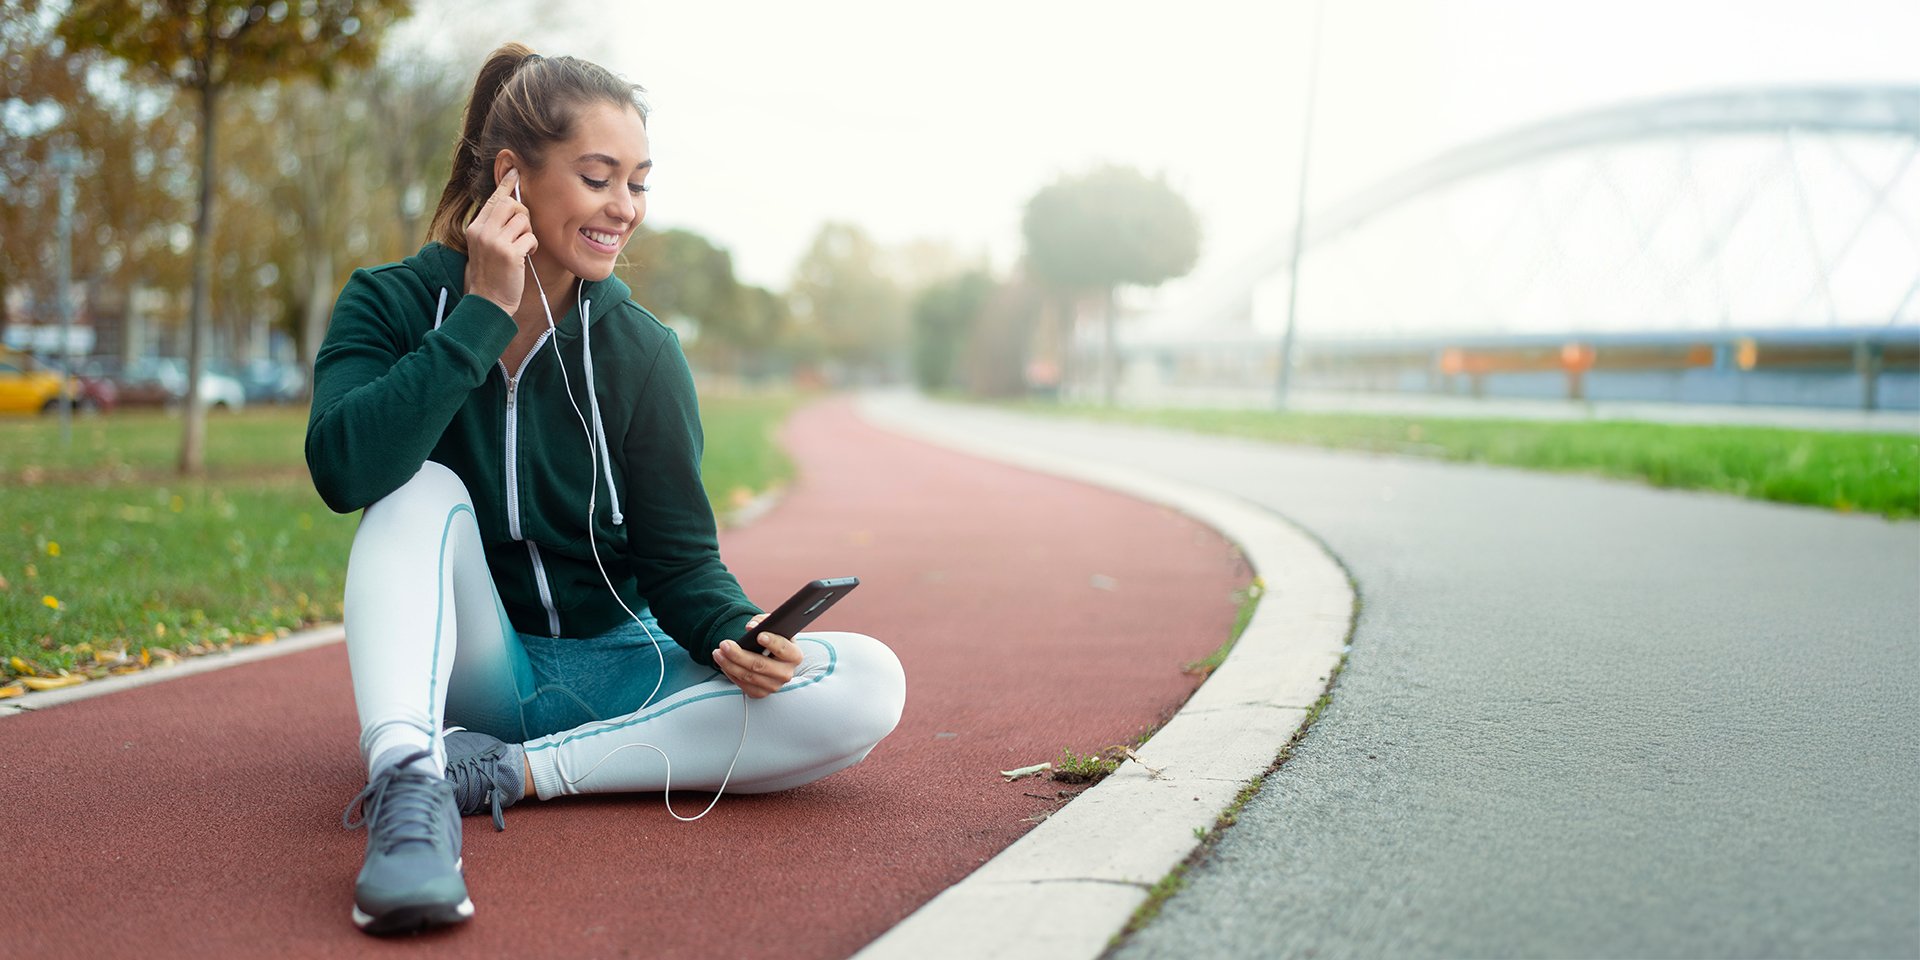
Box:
[0,398,1246,960]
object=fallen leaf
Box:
[0,682,25,699]
[20,675,85,691]
[1000,762,1053,782]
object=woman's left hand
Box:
[713,613,801,699]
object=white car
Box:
[123,357,247,411]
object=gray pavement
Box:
[892,398,1920,960]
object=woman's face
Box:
[497,100,651,283]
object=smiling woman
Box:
[304,42,905,938]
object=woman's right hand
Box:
[464,168,537,315]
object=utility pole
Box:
[51,144,79,446]
[1276,0,1326,409]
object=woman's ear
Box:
[491,149,521,192]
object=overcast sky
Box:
[403,0,1920,296]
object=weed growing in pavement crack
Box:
[1052,746,1123,784]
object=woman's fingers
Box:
[500,210,536,255]
[762,632,804,665]
[466,169,533,314]
[716,638,796,698]
[489,167,519,207]
[474,168,517,228]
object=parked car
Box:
[113,357,246,411]
[40,355,118,413]
[0,349,106,415]
[236,359,307,404]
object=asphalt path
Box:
[0,398,1246,960]
[884,401,1920,960]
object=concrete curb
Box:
[853,394,1356,960]
[0,623,346,719]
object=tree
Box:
[787,221,905,382]
[910,270,992,392]
[730,283,788,380]
[59,0,409,474]
[273,61,444,385]
[963,271,1043,399]
[624,227,741,340]
[1,2,194,359]
[1021,165,1201,404]
[365,55,463,256]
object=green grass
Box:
[697,393,803,512]
[1182,576,1265,679]
[0,395,800,684]
[1051,746,1124,784]
[1011,403,1920,520]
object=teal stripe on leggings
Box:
[428,503,477,742]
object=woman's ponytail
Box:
[426,43,537,254]
[424,43,648,255]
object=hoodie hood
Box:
[407,241,634,341]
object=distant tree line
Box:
[2,0,1202,471]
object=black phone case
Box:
[740,577,859,654]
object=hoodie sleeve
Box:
[620,330,761,666]
[305,268,517,513]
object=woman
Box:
[306,43,906,936]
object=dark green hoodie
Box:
[306,241,759,665]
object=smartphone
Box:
[739,577,859,655]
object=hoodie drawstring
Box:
[579,298,624,526]
[446,283,622,527]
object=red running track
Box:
[1,397,1246,960]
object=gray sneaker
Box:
[341,747,473,934]
[443,728,527,831]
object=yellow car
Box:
[0,350,84,415]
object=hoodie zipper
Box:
[500,332,562,636]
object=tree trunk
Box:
[1055,293,1077,399]
[180,80,217,476]
[302,245,332,397]
[1101,285,1118,407]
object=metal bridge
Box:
[1120,86,1920,412]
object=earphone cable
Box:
[524,261,752,819]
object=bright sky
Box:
[405,0,1920,295]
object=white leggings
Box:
[343,462,906,802]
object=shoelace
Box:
[342,748,451,854]
[445,744,509,832]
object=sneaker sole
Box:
[352,897,475,935]
[352,857,472,935]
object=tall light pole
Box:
[1276,0,1327,409]
[51,144,79,446]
